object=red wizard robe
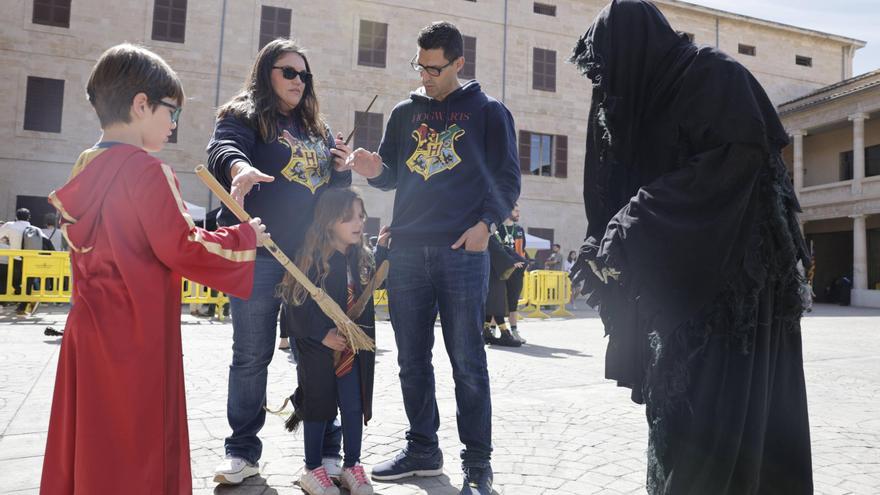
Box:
[40,144,256,494]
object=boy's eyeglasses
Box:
[156,100,182,124]
[273,66,312,84]
[410,55,455,77]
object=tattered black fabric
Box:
[569,1,813,493]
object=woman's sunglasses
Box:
[273,66,312,84]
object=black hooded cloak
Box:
[570,1,813,493]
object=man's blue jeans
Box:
[226,256,340,463]
[387,246,492,468]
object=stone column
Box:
[852,214,868,290]
[849,113,869,194]
[791,130,807,196]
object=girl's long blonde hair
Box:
[279,188,373,306]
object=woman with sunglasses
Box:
[206,38,352,488]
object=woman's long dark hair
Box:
[218,38,326,142]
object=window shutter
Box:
[554,135,567,178]
[519,130,531,172]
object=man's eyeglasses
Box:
[273,66,313,84]
[410,55,455,77]
[156,100,182,124]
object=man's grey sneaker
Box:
[371,449,443,481]
[213,455,260,485]
[510,327,526,344]
[322,456,343,480]
[459,465,493,495]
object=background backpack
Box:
[22,226,54,251]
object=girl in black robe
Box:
[569,1,813,493]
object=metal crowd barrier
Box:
[1,251,574,320]
[518,270,574,319]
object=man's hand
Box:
[451,221,490,252]
[345,148,383,179]
[230,161,274,207]
[321,328,348,351]
[377,225,391,248]
[247,217,270,247]
[330,132,353,172]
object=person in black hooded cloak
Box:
[569,1,814,494]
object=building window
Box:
[796,55,813,67]
[533,2,556,16]
[24,76,64,133]
[839,145,880,181]
[151,0,187,43]
[840,150,853,181]
[679,31,695,43]
[519,131,567,178]
[532,48,556,92]
[461,35,476,80]
[33,0,71,28]
[353,111,383,152]
[259,6,291,50]
[738,44,756,56]
[358,20,388,68]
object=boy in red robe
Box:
[40,44,267,494]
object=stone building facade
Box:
[0,0,865,259]
[780,70,880,307]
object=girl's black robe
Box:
[285,250,375,424]
[570,1,813,493]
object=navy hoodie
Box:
[206,114,352,258]
[369,81,520,247]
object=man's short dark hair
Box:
[16,208,30,221]
[417,21,463,62]
[87,43,184,127]
[553,243,561,249]
[44,212,57,228]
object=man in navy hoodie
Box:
[347,21,520,495]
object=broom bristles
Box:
[285,411,302,432]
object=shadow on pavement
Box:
[373,473,499,494]
[213,475,278,494]
[487,342,592,359]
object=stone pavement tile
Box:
[0,457,43,492]
[0,432,46,461]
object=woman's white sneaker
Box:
[341,464,374,495]
[213,455,260,484]
[299,466,340,495]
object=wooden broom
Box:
[194,165,375,353]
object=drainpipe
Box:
[208,0,228,213]
[502,0,508,103]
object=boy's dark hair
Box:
[417,21,463,62]
[16,208,30,221]
[87,43,184,127]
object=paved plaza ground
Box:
[0,303,878,494]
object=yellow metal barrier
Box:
[522,270,573,319]
[1,250,390,319]
[181,279,230,320]
[2,251,573,320]
[373,289,388,308]
[0,250,72,304]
